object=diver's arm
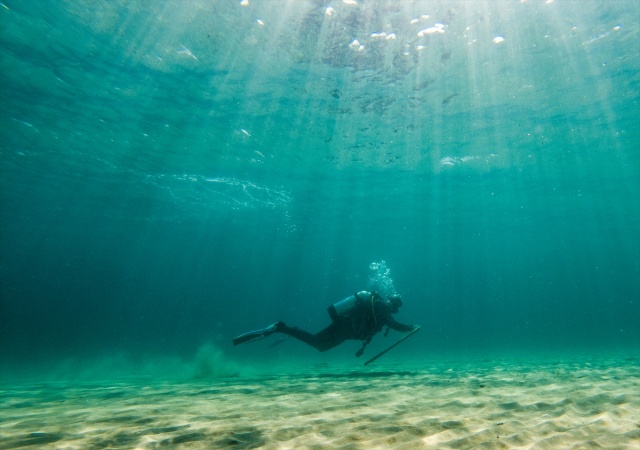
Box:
[385,314,416,332]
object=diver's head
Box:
[387,294,403,313]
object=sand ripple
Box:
[0,357,638,449]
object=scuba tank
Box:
[327,291,372,322]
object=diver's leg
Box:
[278,322,345,352]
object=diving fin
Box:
[232,322,280,346]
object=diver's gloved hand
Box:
[355,338,370,357]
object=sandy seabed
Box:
[1,356,639,449]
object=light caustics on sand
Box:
[1,358,637,448]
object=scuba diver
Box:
[233,291,418,357]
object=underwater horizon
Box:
[1,0,639,381]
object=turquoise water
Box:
[1,0,639,375]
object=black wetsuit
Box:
[278,294,414,352]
